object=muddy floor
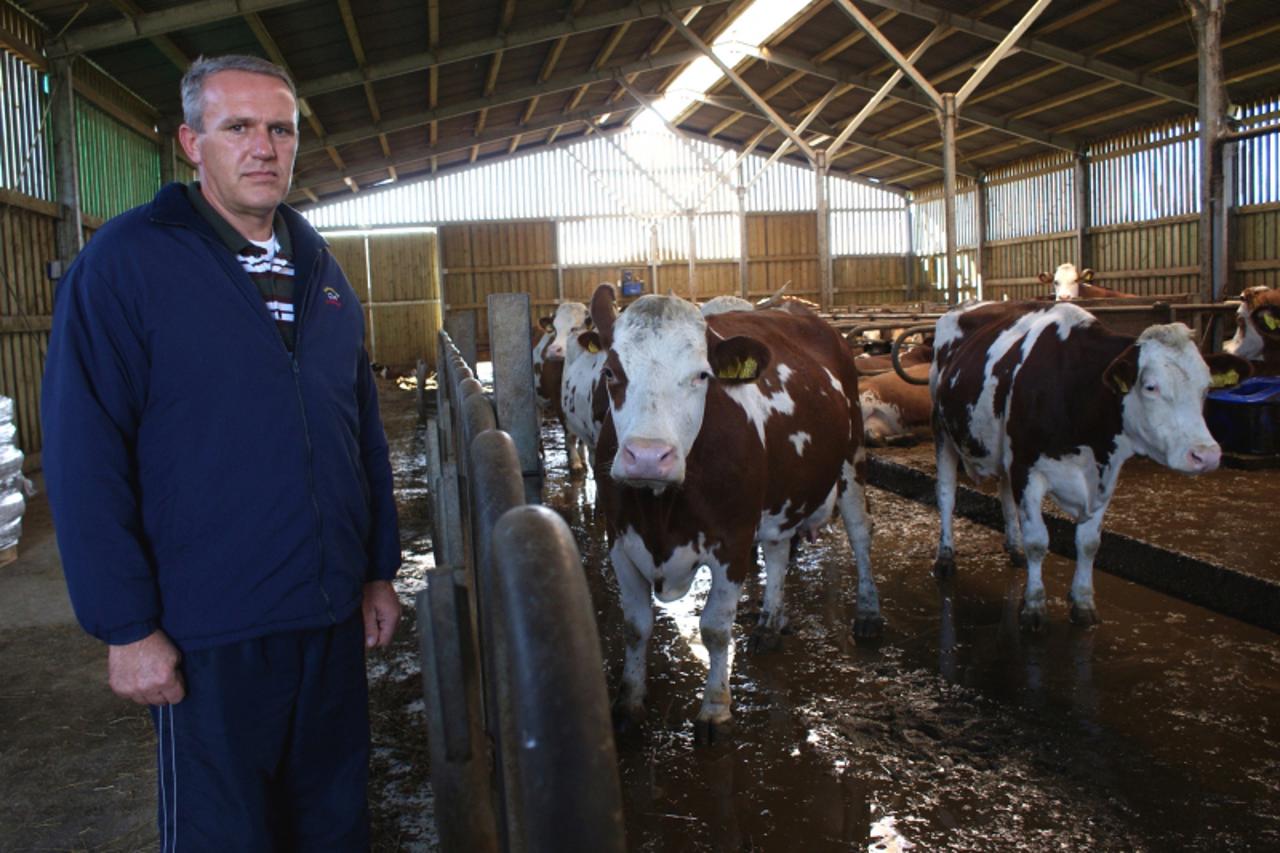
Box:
[539,424,1280,852]
[4,380,1278,851]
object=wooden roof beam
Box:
[336,0,394,179]
[858,0,1197,107]
[48,0,307,57]
[300,48,701,156]
[243,12,346,174]
[427,0,439,145]
[299,0,712,99]
[293,104,637,196]
[106,0,189,72]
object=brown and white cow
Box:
[532,302,591,473]
[1224,285,1280,375]
[590,284,880,740]
[928,300,1249,629]
[1039,262,1132,301]
[858,363,932,446]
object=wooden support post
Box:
[1074,153,1091,270]
[941,92,959,305]
[975,179,988,301]
[738,183,749,299]
[648,221,659,296]
[686,211,696,301]
[50,57,83,270]
[1192,0,1226,303]
[814,152,833,310]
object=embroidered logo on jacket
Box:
[323,287,342,308]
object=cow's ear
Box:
[710,335,770,383]
[578,330,602,355]
[1204,352,1253,388]
[1081,268,1095,283]
[590,283,617,348]
[1037,272,1053,285]
[1251,305,1280,340]
[539,315,554,332]
[1103,345,1140,395]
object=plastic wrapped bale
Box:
[0,395,31,563]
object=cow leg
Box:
[610,544,652,728]
[696,561,742,744]
[933,436,960,577]
[1017,479,1051,632]
[564,423,586,475]
[839,457,883,640]
[997,476,1026,567]
[748,538,790,653]
[1069,509,1105,625]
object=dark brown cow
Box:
[590,284,880,741]
[1224,285,1280,375]
[929,300,1250,629]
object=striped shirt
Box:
[186,182,298,350]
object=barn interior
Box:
[2,1,1279,850]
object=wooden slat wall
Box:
[0,202,56,470]
[366,232,441,368]
[440,221,556,351]
[984,232,1077,300]
[1088,215,1199,296]
[1234,203,1280,292]
[914,250,980,302]
[746,213,819,304]
[833,255,912,307]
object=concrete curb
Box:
[867,456,1280,634]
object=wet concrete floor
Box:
[538,425,1280,852]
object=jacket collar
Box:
[148,182,327,277]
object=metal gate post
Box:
[486,293,544,503]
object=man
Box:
[41,55,401,850]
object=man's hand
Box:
[108,630,186,706]
[361,580,401,650]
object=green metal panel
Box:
[74,97,160,221]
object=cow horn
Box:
[892,323,936,385]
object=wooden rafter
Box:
[107,0,189,72]
[243,12,351,186]
[476,0,519,137]
[337,0,394,181]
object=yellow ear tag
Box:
[716,356,759,380]
[1114,378,1129,393]
[587,340,600,354]
[1210,369,1240,388]
[1263,312,1280,331]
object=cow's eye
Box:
[696,370,712,382]
[1144,383,1158,393]
[603,366,615,382]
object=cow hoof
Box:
[1069,603,1101,626]
[852,614,885,642]
[694,716,734,746]
[747,624,783,654]
[1018,606,1046,633]
[1004,545,1027,569]
[610,699,645,735]
[932,555,956,578]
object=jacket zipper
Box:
[291,249,338,622]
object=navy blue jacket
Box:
[42,183,401,652]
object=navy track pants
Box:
[149,611,370,852]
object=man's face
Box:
[178,70,298,231]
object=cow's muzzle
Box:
[616,438,681,485]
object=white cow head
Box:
[590,284,769,491]
[1039,263,1094,301]
[1103,323,1248,473]
[539,301,591,361]
[1224,285,1280,361]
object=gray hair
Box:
[181,54,296,132]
